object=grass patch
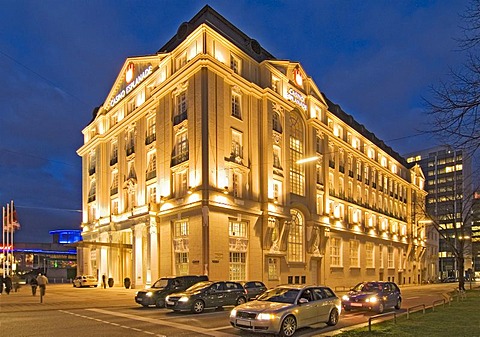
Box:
[336,289,480,337]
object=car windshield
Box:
[151,278,170,289]
[186,281,211,292]
[353,282,381,292]
[256,288,299,304]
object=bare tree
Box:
[426,0,480,155]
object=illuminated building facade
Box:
[77,6,428,288]
[406,146,472,280]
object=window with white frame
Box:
[174,169,188,197]
[89,152,96,175]
[231,90,242,120]
[330,237,342,267]
[110,140,118,165]
[146,151,157,180]
[268,257,279,280]
[289,112,305,196]
[231,129,243,159]
[173,131,188,166]
[273,180,281,203]
[174,91,187,125]
[230,54,241,74]
[349,240,360,267]
[111,198,118,215]
[316,193,324,215]
[174,220,189,275]
[316,162,323,184]
[273,145,282,169]
[147,184,156,203]
[316,132,323,153]
[126,128,135,155]
[232,171,241,198]
[388,246,394,268]
[146,115,156,144]
[273,111,282,133]
[366,242,374,268]
[288,209,304,262]
[88,178,96,202]
[111,170,118,195]
[229,220,248,281]
[379,244,384,268]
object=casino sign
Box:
[108,62,154,110]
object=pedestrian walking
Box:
[30,277,38,296]
[4,275,12,295]
[36,273,48,302]
[102,274,106,289]
[0,276,4,295]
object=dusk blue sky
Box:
[0,0,470,242]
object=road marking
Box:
[405,296,420,299]
[87,308,237,337]
[59,310,167,337]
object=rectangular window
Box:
[231,92,242,119]
[366,242,374,268]
[174,220,189,275]
[229,252,246,281]
[146,116,156,144]
[330,237,342,267]
[268,257,279,280]
[231,129,243,159]
[388,246,394,268]
[174,92,187,125]
[230,54,241,74]
[273,145,282,169]
[172,131,189,166]
[146,152,157,180]
[110,171,118,195]
[349,240,359,267]
[379,244,384,268]
[290,137,305,195]
[110,141,118,165]
[174,169,188,197]
[147,185,156,203]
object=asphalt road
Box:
[0,282,461,337]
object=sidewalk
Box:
[0,283,137,313]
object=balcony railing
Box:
[110,187,118,196]
[87,194,96,203]
[145,133,156,145]
[171,152,189,166]
[146,170,156,181]
[173,111,187,125]
[88,167,96,175]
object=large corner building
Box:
[77,6,430,289]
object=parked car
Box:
[73,275,98,288]
[341,281,401,313]
[230,284,341,336]
[135,275,208,308]
[442,276,458,283]
[240,281,267,300]
[165,280,247,313]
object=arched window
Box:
[288,209,304,262]
[289,112,305,195]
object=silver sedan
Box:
[229,284,341,337]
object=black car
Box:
[240,281,267,300]
[165,280,247,313]
[341,281,401,313]
[135,275,208,308]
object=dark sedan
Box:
[165,280,247,313]
[341,281,401,313]
[240,281,267,300]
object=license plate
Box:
[236,319,251,326]
[351,303,362,307]
[166,300,174,305]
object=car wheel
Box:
[279,315,296,337]
[326,308,339,326]
[192,300,205,314]
[376,302,385,314]
[394,298,401,310]
[236,296,246,306]
[94,285,98,288]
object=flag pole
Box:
[10,200,14,277]
[2,206,5,278]
[5,203,9,277]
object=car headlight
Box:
[230,309,237,318]
[257,313,275,321]
[146,292,153,297]
[342,295,350,301]
[179,296,189,302]
[366,296,378,303]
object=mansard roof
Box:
[158,5,275,63]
